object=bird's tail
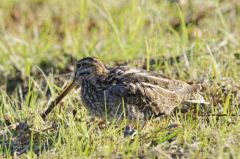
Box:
[175,84,209,104]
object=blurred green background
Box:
[0,0,239,79]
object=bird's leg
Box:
[123,125,137,138]
[122,119,148,138]
[122,121,149,138]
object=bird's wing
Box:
[109,67,189,91]
[105,81,181,115]
[106,67,205,115]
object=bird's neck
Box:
[81,75,106,89]
[95,65,108,76]
[80,79,105,102]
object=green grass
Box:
[0,0,240,158]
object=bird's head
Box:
[74,57,108,85]
[40,57,108,119]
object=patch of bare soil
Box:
[0,121,58,156]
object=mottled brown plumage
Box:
[42,57,206,120]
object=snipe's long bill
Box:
[41,79,77,120]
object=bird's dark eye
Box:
[77,63,88,68]
[77,68,90,76]
[76,63,82,68]
[77,62,93,69]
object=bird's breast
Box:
[80,84,106,116]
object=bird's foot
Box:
[123,125,137,138]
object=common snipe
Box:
[41,57,205,120]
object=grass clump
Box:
[0,0,240,158]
